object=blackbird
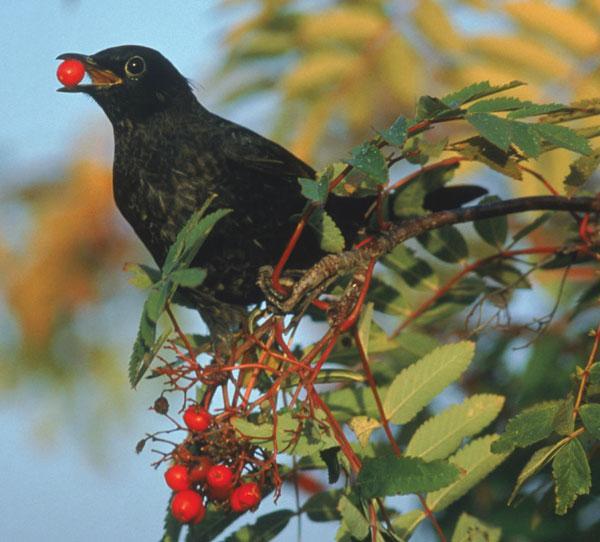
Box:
[57,45,484,341]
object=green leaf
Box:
[533,123,591,155]
[406,394,505,461]
[302,489,343,522]
[232,410,338,456]
[552,438,591,515]
[161,504,183,542]
[426,435,510,512]
[564,149,600,195]
[128,309,156,387]
[382,245,435,290]
[185,504,240,542]
[323,386,378,422]
[508,103,567,119]
[511,212,551,243]
[491,401,561,453]
[163,207,231,274]
[416,95,455,121]
[346,142,388,185]
[552,396,575,436]
[356,455,459,498]
[417,225,469,263]
[442,80,525,108]
[590,363,600,385]
[299,176,329,204]
[508,440,569,505]
[467,113,529,154]
[338,496,369,540]
[468,96,527,113]
[145,282,173,323]
[455,137,522,180]
[474,196,508,247]
[223,510,295,542]
[169,267,207,288]
[391,510,426,539]
[308,209,345,253]
[348,416,380,448]
[451,513,501,542]
[124,262,160,289]
[384,342,475,424]
[378,116,409,145]
[579,403,600,439]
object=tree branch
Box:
[261,195,600,314]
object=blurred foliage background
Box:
[1,0,599,540]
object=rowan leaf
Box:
[579,403,600,439]
[338,496,369,540]
[468,96,527,113]
[552,438,591,515]
[356,455,459,498]
[406,394,505,461]
[124,262,160,289]
[348,416,381,448]
[223,510,295,542]
[474,196,508,247]
[308,209,345,253]
[346,142,388,185]
[377,115,409,146]
[442,80,525,108]
[508,440,569,505]
[302,489,343,522]
[533,123,591,155]
[564,149,600,195]
[384,342,475,425]
[491,400,561,453]
[169,267,207,288]
[417,225,469,263]
[299,175,329,204]
[426,435,510,512]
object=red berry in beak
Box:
[57,59,85,87]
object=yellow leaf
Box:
[348,416,381,448]
[413,0,463,52]
[469,36,571,80]
[281,51,358,97]
[506,1,600,57]
[299,7,387,45]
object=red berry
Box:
[171,490,204,523]
[207,484,231,502]
[189,456,212,484]
[229,490,244,513]
[183,405,212,433]
[164,465,191,491]
[57,59,85,87]
[230,483,261,512]
[206,464,234,490]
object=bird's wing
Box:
[218,123,316,181]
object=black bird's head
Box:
[57,45,195,124]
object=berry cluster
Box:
[165,405,262,524]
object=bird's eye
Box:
[125,56,146,77]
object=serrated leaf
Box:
[508,103,567,119]
[552,396,575,436]
[382,245,435,289]
[455,136,522,180]
[302,489,343,522]
[564,149,600,195]
[491,401,561,453]
[356,455,459,498]
[377,116,409,145]
[391,510,426,539]
[185,504,240,542]
[349,416,381,448]
[533,123,591,155]
[129,324,169,388]
[426,435,510,512]
[406,394,505,461]
[161,504,183,542]
[442,80,525,108]
[552,438,591,515]
[338,496,369,540]
[451,513,501,542]
[468,96,527,113]
[163,207,231,274]
[299,176,329,204]
[346,142,388,185]
[589,363,600,385]
[124,262,160,289]
[223,510,295,542]
[416,95,455,121]
[384,342,475,424]
[324,386,379,422]
[308,209,345,253]
[579,404,600,439]
[508,441,568,505]
[474,196,507,247]
[417,225,469,263]
[170,267,207,288]
[356,302,374,354]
